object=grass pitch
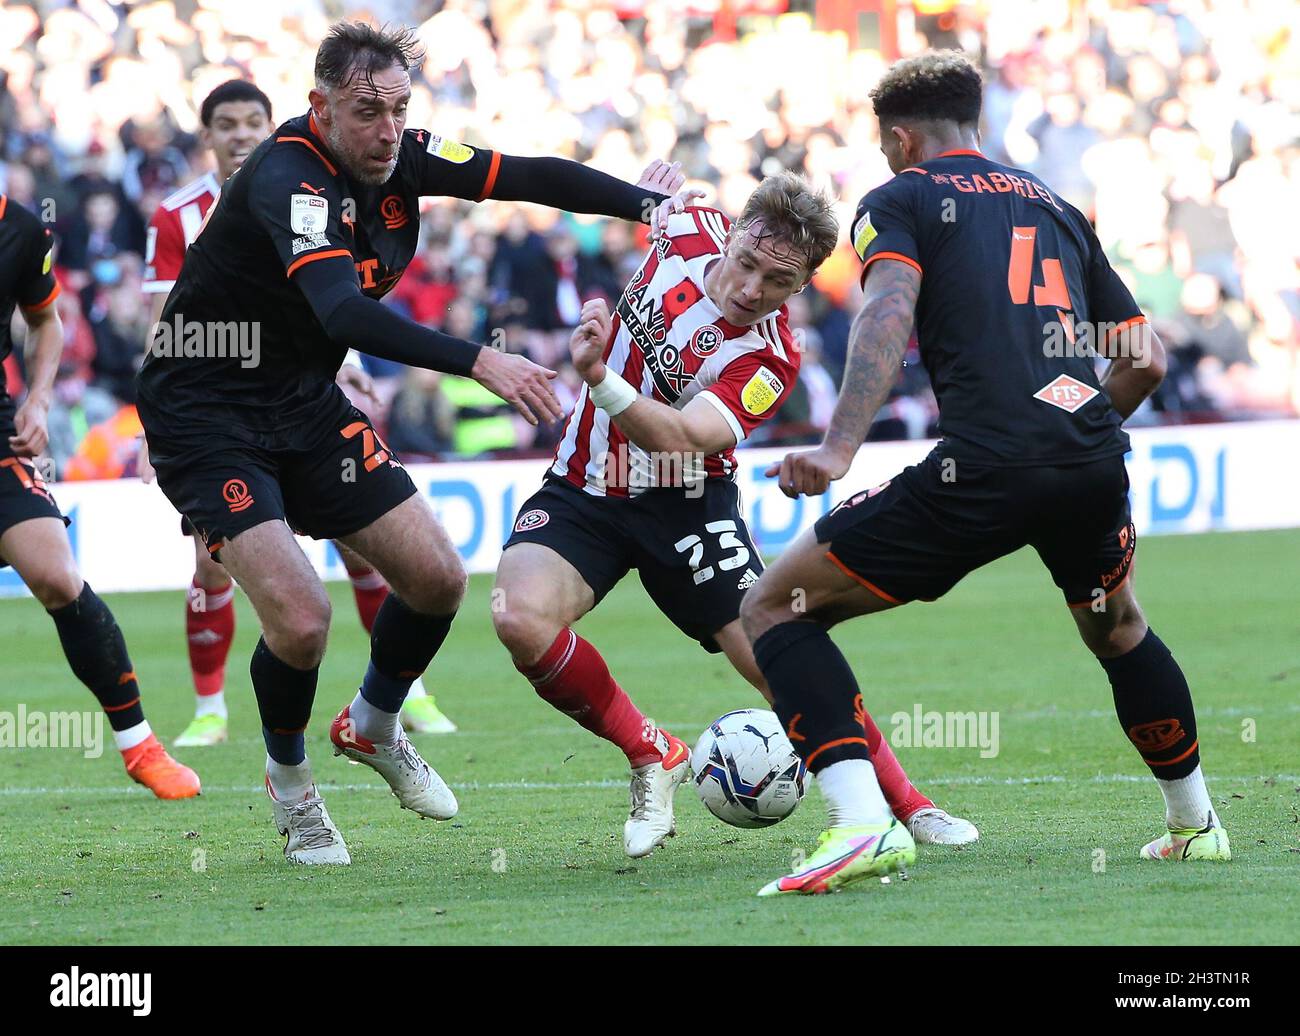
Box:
[1,528,1297,945]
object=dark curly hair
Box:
[870,51,983,128]
[315,22,424,93]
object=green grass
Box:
[1,528,1297,945]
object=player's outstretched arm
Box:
[767,258,920,499]
[1099,321,1167,420]
[293,257,562,425]
[487,155,701,229]
[569,299,735,455]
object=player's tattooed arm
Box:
[825,259,919,455]
[766,258,919,499]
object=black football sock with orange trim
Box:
[1100,628,1201,780]
[250,637,317,765]
[47,583,145,732]
[752,620,871,773]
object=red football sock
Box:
[519,629,662,767]
[186,579,235,698]
[862,707,934,821]
[345,561,389,634]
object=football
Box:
[691,708,807,828]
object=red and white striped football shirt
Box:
[142,172,221,294]
[552,206,799,497]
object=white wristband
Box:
[588,369,638,417]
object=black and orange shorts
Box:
[144,405,417,561]
[0,440,68,567]
[814,449,1136,608]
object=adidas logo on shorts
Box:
[737,568,759,590]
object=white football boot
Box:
[266,778,351,865]
[623,732,691,858]
[330,705,458,820]
[905,807,980,845]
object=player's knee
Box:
[28,563,83,611]
[1078,598,1147,658]
[268,593,332,667]
[401,553,467,615]
[491,595,554,664]
[194,551,228,591]
[739,585,783,643]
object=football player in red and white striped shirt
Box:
[138,80,457,746]
[496,174,977,858]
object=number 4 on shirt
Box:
[1007,225,1073,309]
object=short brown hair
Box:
[315,22,424,93]
[734,172,839,276]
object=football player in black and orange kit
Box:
[137,22,694,864]
[0,194,199,798]
[740,52,1229,896]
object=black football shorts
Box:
[814,448,1136,608]
[0,443,68,567]
[144,404,417,560]
[504,476,764,651]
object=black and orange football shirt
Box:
[851,150,1145,466]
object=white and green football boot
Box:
[758,820,916,897]
[174,712,228,747]
[399,677,457,734]
[1140,818,1231,861]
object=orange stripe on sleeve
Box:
[285,248,352,279]
[1105,314,1149,341]
[476,151,502,202]
[0,194,7,220]
[863,251,923,276]
[20,280,61,312]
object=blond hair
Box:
[733,172,839,276]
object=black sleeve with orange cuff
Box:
[293,258,481,377]
[489,155,668,223]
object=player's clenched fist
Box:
[765,444,854,499]
[570,298,612,383]
[471,347,563,427]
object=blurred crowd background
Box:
[1,0,1297,478]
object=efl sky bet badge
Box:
[741,366,783,416]
[426,134,474,164]
[290,194,328,234]
[852,211,877,260]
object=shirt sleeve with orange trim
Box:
[850,177,923,286]
[407,128,499,202]
[1083,218,1145,330]
[15,207,60,311]
[247,148,353,279]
